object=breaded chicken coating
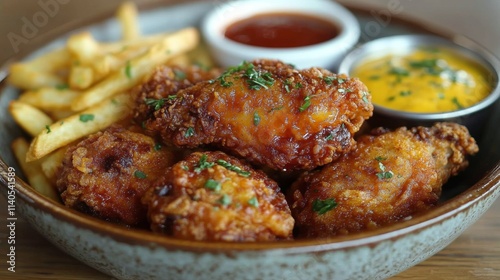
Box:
[132,64,221,125]
[142,151,294,241]
[287,122,479,238]
[56,125,176,227]
[140,59,373,170]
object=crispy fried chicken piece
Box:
[132,64,222,125]
[142,151,294,241]
[141,60,373,170]
[56,125,176,227]
[287,122,479,238]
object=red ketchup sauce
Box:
[224,12,340,48]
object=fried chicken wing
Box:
[287,122,479,238]
[56,125,176,227]
[141,151,294,241]
[140,60,373,170]
[132,64,222,124]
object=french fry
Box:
[67,32,101,65]
[18,87,80,111]
[11,137,59,201]
[117,1,140,40]
[8,47,70,90]
[68,65,94,89]
[26,93,131,162]
[9,101,53,137]
[71,27,200,111]
[40,147,67,184]
[8,64,66,90]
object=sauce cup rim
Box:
[338,34,500,118]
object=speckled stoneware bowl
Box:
[1,2,500,280]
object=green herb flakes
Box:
[312,198,337,215]
[375,157,394,180]
[184,127,195,137]
[248,196,259,207]
[134,170,147,179]
[253,111,261,126]
[79,114,94,122]
[194,154,215,173]
[218,194,232,206]
[216,159,251,177]
[45,125,51,134]
[205,179,221,192]
[125,60,132,79]
[299,96,311,112]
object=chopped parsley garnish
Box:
[400,90,412,96]
[174,69,186,80]
[375,156,394,179]
[134,170,147,179]
[248,196,259,207]
[323,76,335,85]
[243,63,275,90]
[284,79,293,92]
[154,143,162,151]
[194,154,215,173]
[144,96,176,111]
[361,91,370,104]
[205,179,221,192]
[45,125,51,134]
[253,111,261,126]
[212,61,275,90]
[55,84,69,90]
[389,67,410,77]
[216,159,251,177]
[295,82,303,89]
[125,60,132,79]
[268,106,283,113]
[299,96,311,112]
[218,194,232,206]
[325,132,334,141]
[184,127,195,137]
[79,114,94,122]
[451,97,464,109]
[312,198,337,215]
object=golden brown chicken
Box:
[141,151,294,241]
[56,125,176,227]
[287,122,479,238]
[139,59,373,171]
[132,64,222,125]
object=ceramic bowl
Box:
[201,0,360,70]
[338,34,500,138]
[1,2,500,280]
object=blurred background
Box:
[0,0,499,66]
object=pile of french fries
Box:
[8,2,213,201]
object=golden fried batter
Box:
[287,122,479,238]
[142,151,294,241]
[56,125,176,227]
[141,59,373,170]
[132,64,222,125]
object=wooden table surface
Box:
[0,194,499,279]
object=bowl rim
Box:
[1,0,500,254]
[200,0,360,58]
[1,157,499,252]
[337,34,500,119]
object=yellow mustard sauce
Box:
[351,47,491,113]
